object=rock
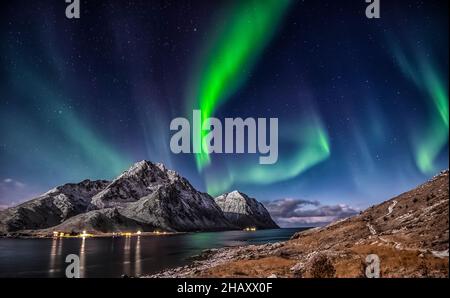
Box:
[271,242,284,249]
[215,191,279,229]
[290,262,305,277]
[308,254,336,278]
[267,274,277,278]
[274,249,296,259]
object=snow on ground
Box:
[432,249,449,259]
[366,223,377,235]
[386,200,398,217]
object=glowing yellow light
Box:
[136,230,142,235]
[79,230,92,238]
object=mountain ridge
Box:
[0,179,110,232]
[0,160,277,235]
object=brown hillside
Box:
[150,170,449,278]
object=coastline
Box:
[0,231,184,239]
[0,226,284,240]
[147,172,449,278]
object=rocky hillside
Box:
[120,183,233,232]
[215,191,279,229]
[150,170,449,278]
[39,207,148,234]
[0,179,110,232]
[0,161,278,235]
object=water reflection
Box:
[48,237,64,277]
[1,228,305,278]
[79,237,86,278]
[135,236,141,276]
[123,236,131,276]
[49,238,58,277]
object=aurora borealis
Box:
[0,1,448,225]
[391,41,449,175]
[188,0,290,170]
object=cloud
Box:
[2,178,25,188]
[0,178,34,208]
[265,198,359,227]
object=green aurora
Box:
[392,43,449,175]
[191,0,291,170]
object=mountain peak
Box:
[122,160,155,175]
[215,191,279,229]
[229,190,245,196]
[222,190,249,201]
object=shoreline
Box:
[0,227,293,240]
[0,231,184,239]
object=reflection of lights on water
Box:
[123,235,131,276]
[48,237,58,276]
[135,236,141,276]
[79,237,86,278]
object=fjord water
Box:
[0,228,306,278]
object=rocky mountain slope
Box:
[215,191,279,229]
[150,170,449,278]
[0,161,277,235]
[91,161,180,209]
[39,207,148,234]
[0,179,110,232]
[120,183,233,232]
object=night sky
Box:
[0,0,448,226]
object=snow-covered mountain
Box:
[39,207,151,234]
[90,161,178,209]
[215,191,279,229]
[0,179,110,232]
[0,161,278,235]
